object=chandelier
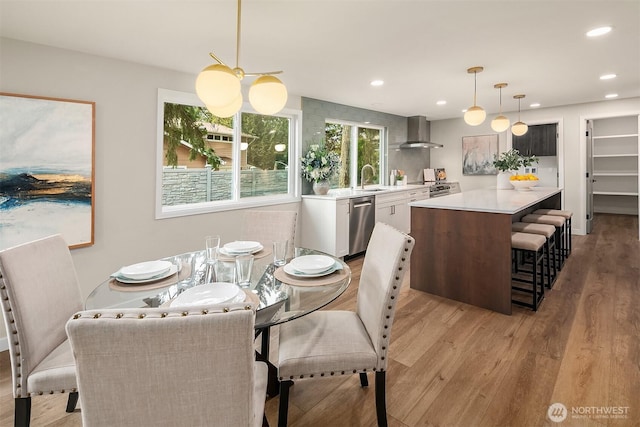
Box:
[195,0,288,117]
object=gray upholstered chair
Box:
[240,210,297,258]
[276,222,415,427]
[66,303,269,427]
[0,234,81,427]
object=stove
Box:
[424,181,461,198]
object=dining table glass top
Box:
[85,247,351,329]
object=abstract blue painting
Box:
[0,93,95,250]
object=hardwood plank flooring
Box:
[1,213,638,426]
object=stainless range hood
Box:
[399,116,443,149]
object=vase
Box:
[312,180,330,195]
[497,171,514,190]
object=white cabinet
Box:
[592,116,639,215]
[375,190,412,234]
[301,198,350,257]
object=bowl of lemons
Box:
[509,174,539,191]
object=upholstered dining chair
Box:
[276,222,415,427]
[240,210,297,258]
[0,234,81,427]
[66,303,269,427]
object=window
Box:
[156,89,300,219]
[325,120,384,189]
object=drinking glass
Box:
[214,260,235,283]
[235,254,254,288]
[273,240,288,266]
[205,235,220,264]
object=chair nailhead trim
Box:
[202,309,209,314]
[181,311,188,316]
[223,307,229,312]
[138,313,146,319]
[73,314,81,319]
[93,313,101,318]
[116,313,124,318]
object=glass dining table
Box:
[85,247,352,396]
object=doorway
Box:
[585,115,640,238]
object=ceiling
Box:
[1,1,638,120]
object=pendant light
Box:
[490,83,510,132]
[195,0,287,116]
[463,66,486,126]
[511,94,528,136]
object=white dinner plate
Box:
[283,261,339,278]
[219,244,264,256]
[289,255,336,274]
[223,240,262,254]
[120,260,173,280]
[114,263,179,284]
[170,282,243,307]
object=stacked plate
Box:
[170,282,245,307]
[114,260,177,284]
[284,255,338,278]
[219,240,263,256]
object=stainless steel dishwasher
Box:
[349,195,375,256]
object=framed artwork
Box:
[462,134,498,175]
[0,93,95,250]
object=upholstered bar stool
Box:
[511,232,546,311]
[512,222,557,288]
[533,209,573,257]
[521,214,566,270]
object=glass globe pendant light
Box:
[511,94,528,136]
[249,75,288,115]
[195,0,287,117]
[463,66,486,126]
[490,83,510,132]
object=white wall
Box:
[0,38,302,345]
[430,97,640,237]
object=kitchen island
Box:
[408,187,562,315]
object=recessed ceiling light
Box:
[530,103,541,108]
[436,100,447,105]
[370,80,384,87]
[605,93,618,99]
[586,26,612,37]
[600,73,617,80]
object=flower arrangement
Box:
[493,148,538,172]
[301,144,342,183]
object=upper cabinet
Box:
[512,123,557,156]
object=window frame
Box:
[325,118,386,189]
[156,88,301,219]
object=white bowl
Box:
[510,180,539,191]
[120,260,172,280]
[289,255,335,274]
[170,282,243,307]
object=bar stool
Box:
[512,222,557,288]
[511,231,546,311]
[521,214,566,270]
[533,209,573,257]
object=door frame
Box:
[580,111,640,240]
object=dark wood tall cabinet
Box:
[512,123,557,156]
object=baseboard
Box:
[0,337,8,352]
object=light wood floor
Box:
[1,213,638,427]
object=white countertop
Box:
[302,184,429,200]
[408,187,562,214]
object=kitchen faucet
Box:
[360,164,375,189]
